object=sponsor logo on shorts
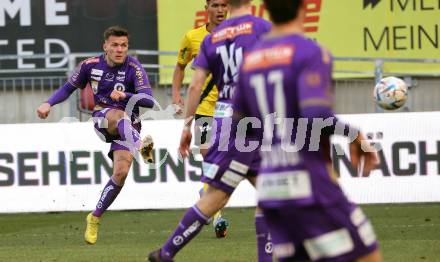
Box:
[350,207,366,227]
[221,170,244,188]
[304,228,354,260]
[91,68,104,76]
[229,160,249,174]
[202,162,219,179]
[358,221,377,246]
[265,242,273,254]
[172,235,184,246]
[273,243,295,258]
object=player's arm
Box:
[297,48,377,174]
[184,67,209,124]
[172,34,192,114]
[179,37,210,158]
[172,63,187,113]
[179,67,209,158]
[297,48,348,135]
[116,60,154,108]
[37,62,86,119]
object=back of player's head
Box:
[263,0,304,25]
[228,0,252,8]
[103,26,129,41]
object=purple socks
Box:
[160,205,209,260]
[92,177,122,217]
[255,213,273,262]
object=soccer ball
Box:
[373,76,408,110]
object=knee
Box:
[112,167,129,183]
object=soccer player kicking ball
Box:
[148,0,272,261]
[171,0,229,238]
[37,26,155,245]
[232,1,384,261]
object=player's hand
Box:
[350,133,379,176]
[178,128,192,159]
[172,94,185,115]
[110,90,127,102]
[37,102,51,119]
[172,103,184,115]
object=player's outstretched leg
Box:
[255,212,273,262]
[115,117,154,163]
[148,205,209,261]
[200,183,229,238]
[85,176,123,244]
[148,187,230,261]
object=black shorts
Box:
[194,114,213,146]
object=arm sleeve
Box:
[67,61,88,89]
[127,59,154,108]
[47,82,77,106]
[298,48,356,136]
[177,34,193,65]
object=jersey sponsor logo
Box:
[214,102,233,118]
[257,171,312,201]
[243,45,294,71]
[116,76,125,82]
[114,83,126,92]
[211,22,254,44]
[135,70,144,85]
[118,71,126,75]
[91,76,101,81]
[91,68,104,76]
[105,72,115,81]
[91,81,99,94]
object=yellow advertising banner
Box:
[158,0,440,82]
[157,0,268,84]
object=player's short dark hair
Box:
[103,26,129,41]
[263,0,304,24]
[228,0,251,8]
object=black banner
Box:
[0,0,158,70]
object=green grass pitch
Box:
[0,204,439,261]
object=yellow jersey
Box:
[177,24,218,116]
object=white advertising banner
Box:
[0,120,256,213]
[334,112,440,204]
[0,112,439,213]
